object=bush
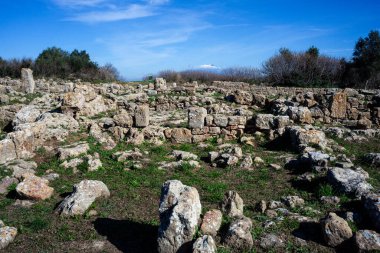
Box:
[0,47,120,82]
[263,47,345,87]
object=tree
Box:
[35,47,71,77]
[351,30,380,87]
[69,49,97,73]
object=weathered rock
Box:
[362,193,380,231]
[223,216,253,252]
[0,177,18,194]
[58,142,90,160]
[286,126,327,151]
[232,90,253,105]
[135,104,149,127]
[330,92,347,119]
[320,212,353,247]
[12,105,41,126]
[255,114,274,130]
[189,107,207,129]
[192,235,217,253]
[259,233,285,249]
[169,128,192,143]
[201,209,222,236]
[288,106,313,124]
[0,139,17,164]
[172,150,198,161]
[113,112,133,128]
[16,174,54,200]
[87,153,102,171]
[365,153,380,167]
[0,221,17,250]
[355,230,380,251]
[56,180,110,216]
[21,68,35,93]
[220,191,244,217]
[158,180,201,253]
[281,196,305,208]
[327,167,373,197]
[155,78,167,90]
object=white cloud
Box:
[67,4,155,22]
[198,64,219,69]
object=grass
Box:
[0,130,347,252]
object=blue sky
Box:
[1,0,379,80]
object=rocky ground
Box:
[0,69,380,252]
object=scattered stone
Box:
[201,209,222,236]
[259,233,285,249]
[220,191,244,217]
[16,174,54,200]
[58,142,90,160]
[223,216,253,252]
[56,180,110,216]
[192,235,217,253]
[354,230,380,251]
[281,196,305,208]
[0,221,17,250]
[0,176,18,194]
[158,180,201,253]
[320,212,353,247]
[362,192,380,231]
[365,153,380,167]
[327,167,373,197]
[87,153,102,171]
[320,196,340,205]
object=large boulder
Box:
[158,180,201,253]
[255,114,274,130]
[188,107,207,129]
[21,68,35,94]
[16,174,54,200]
[223,216,253,252]
[320,212,353,247]
[327,167,373,197]
[55,180,110,216]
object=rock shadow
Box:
[93,218,158,253]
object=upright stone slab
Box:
[135,104,149,127]
[21,68,35,94]
[158,180,201,253]
[188,107,207,129]
[155,78,167,90]
[329,91,347,119]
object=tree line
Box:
[153,30,380,88]
[0,47,119,82]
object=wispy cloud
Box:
[198,64,219,69]
[67,4,155,22]
[54,0,170,23]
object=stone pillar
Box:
[135,104,149,127]
[21,68,35,94]
[188,107,207,129]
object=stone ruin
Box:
[0,70,380,252]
